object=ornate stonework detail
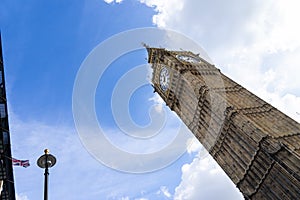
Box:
[213,84,243,93]
[261,137,282,154]
[209,106,237,157]
[147,47,300,200]
[239,103,273,115]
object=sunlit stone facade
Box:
[147,47,300,199]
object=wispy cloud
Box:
[148,93,164,113]
[186,137,201,154]
[9,106,194,199]
[174,149,243,200]
[159,186,172,198]
[104,0,124,4]
[16,193,29,200]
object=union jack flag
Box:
[12,158,30,168]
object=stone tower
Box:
[146,47,300,199]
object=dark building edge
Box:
[0,33,16,200]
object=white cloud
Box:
[16,193,29,200]
[186,137,201,154]
[104,0,123,4]
[139,0,185,27]
[104,0,114,3]
[159,186,172,198]
[148,93,164,113]
[174,150,243,200]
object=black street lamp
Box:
[37,149,56,200]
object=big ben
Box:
[146,47,300,199]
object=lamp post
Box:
[37,149,56,200]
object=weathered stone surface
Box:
[147,47,300,200]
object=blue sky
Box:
[1,0,300,200]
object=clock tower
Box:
[146,47,300,199]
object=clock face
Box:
[177,54,201,63]
[159,67,170,91]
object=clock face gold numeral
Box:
[159,67,170,91]
[177,54,201,63]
